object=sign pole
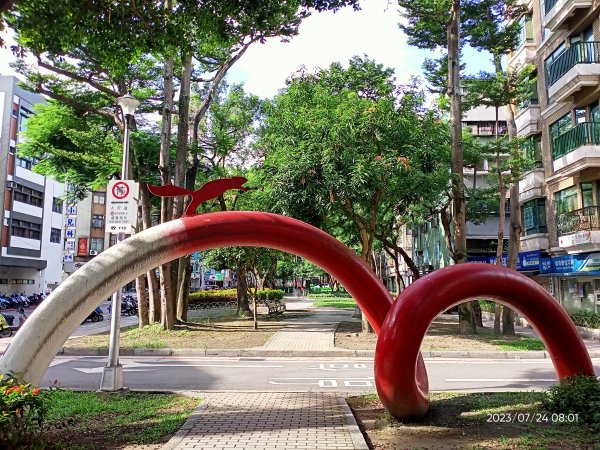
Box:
[100,106,136,391]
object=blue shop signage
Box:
[467,250,540,271]
[540,252,600,276]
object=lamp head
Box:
[116,92,140,116]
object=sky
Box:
[0,0,493,100]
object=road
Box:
[42,356,600,392]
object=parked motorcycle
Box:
[81,307,104,324]
[121,297,138,316]
[0,306,27,338]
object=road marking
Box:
[268,377,374,388]
[446,378,556,382]
[309,363,368,371]
[72,361,285,374]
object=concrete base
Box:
[99,365,123,391]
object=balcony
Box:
[552,122,600,174]
[557,206,600,250]
[543,0,592,31]
[546,42,600,102]
[515,103,540,135]
[509,41,536,69]
[518,169,545,203]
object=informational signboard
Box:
[65,229,76,239]
[77,237,88,256]
[64,254,74,263]
[106,180,139,234]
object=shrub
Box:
[569,311,600,329]
[543,374,600,428]
[0,375,52,449]
[478,300,496,313]
[187,288,283,305]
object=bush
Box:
[187,288,283,305]
[478,300,496,313]
[0,375,52,449]
[569,311,600,329]
[543,374,600,428]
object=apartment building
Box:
[511,0,600,313]
[63,189,112,275]
[411,106,511,276]
[0,75,65,295]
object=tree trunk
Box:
[448,0,474,334]
[494,303,501,333]
[236,265,251,316]
[176,256,191,322]
[136,274,149,327]
[137,180,161,324]
[158,48,175,330]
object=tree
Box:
[261,56,448,331]
[7,0,360,330]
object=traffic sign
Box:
[106,180,139,234]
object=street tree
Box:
[261,56,449,331]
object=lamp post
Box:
[100,93,140,391]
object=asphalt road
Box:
[42,356,600,392]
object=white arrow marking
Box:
[446,378,556,382]
[72,361,284,374]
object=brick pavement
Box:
[162,392,367,450]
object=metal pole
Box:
[100,114,131,391]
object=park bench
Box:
[263,299,285,319]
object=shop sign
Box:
[540,252,600,275]
[559,231,592,248]
[77,237,88,256]
[467,255,507,266]
[516,250,541,271]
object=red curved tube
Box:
[375,264,595,420]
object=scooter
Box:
[0,306,27,338]
[81,307,104,324]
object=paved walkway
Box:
[258,297,354,352]
[162,392,367,450]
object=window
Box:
[550,112,572,138]
[52,197,63,213]
[555,187,578,215]
[91,214,105,228]
[92,191,105,204]
[16,158,32,170]
[523,135,542,168]
[50,227,61,243]
[517,15,533,47]
[13,183,43,208]
[11,219,41,240]
[522,198,547,235]
[109,234,118,247]
[11,279,34,285]
[90,238,104,252]
[582,183,594,214]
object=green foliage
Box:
[188,288,283,304]
[478,300,496,313]
[0,375,52,449]
[261,56,449,257]
[543,375,600,427]
[569,311,600,329]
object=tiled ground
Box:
[163,392,360,450]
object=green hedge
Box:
[569,311,600,330]
[478,300,496,313]
[188,289,284,304]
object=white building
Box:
[0,75,65,294]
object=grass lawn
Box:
[335,316,547,352]
[64,313,288,350]
[312,296,357,309]
[348,392,598,449]
[44,390,199,449]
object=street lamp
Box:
[100,92,140,391]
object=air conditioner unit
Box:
[6,181,17,189]
[89,250,98,256]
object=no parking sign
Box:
[106,180,139,234]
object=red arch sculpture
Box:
[375,264,596,419]
[0,212,594,421]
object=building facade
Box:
[0,75,65,295]
[62,189,111,275]
[511,0,600,314]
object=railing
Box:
[552,121,600,159]
[544,0,558,15]
[546,42,600,86]
[556,206,600,235]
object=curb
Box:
[57,347,600,359]
[161,398,209,450]
[337,397,369,450]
